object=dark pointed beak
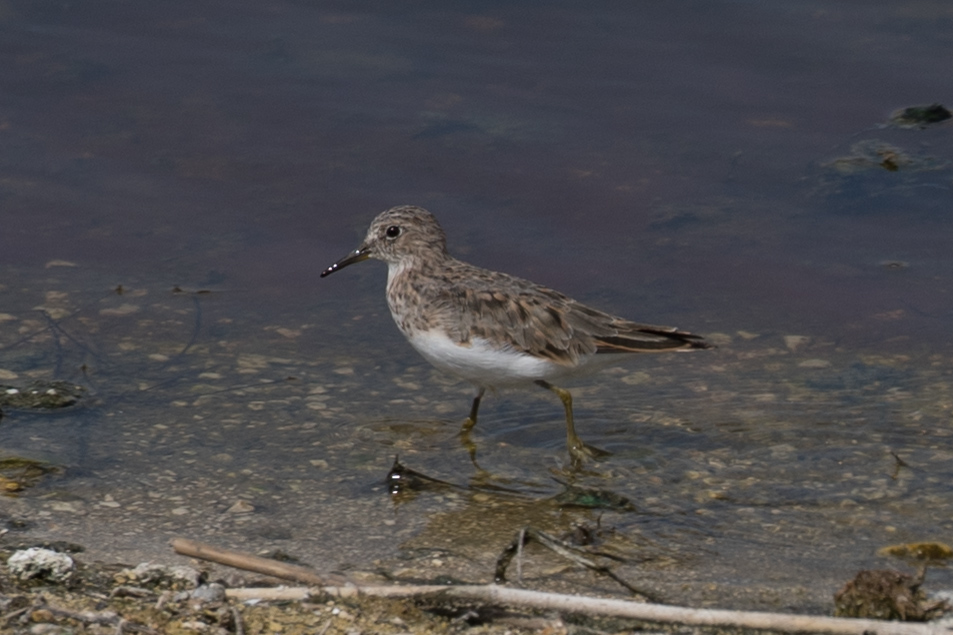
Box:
[320,247,371,277]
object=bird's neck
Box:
[386,252,455,289]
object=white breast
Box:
[404,329,592,388]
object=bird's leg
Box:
[462,387,485,432]
[460,387,486,468]
[535,380,610,465]
[535,380,586,460]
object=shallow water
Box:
[2,0,952,614]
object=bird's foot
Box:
[458,425,484,470]
[567,437,611,468]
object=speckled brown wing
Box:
[434,262,709,365]
[591,313,712,354]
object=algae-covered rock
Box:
[0,380,86,410]
[834,569,948,621]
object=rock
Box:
[114,563,201,590]
[0,381,85,410]
[888,103,952,128]
[190,582,227,603]
[7,548,74,583]
[226,500,255,514]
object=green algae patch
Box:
[877,541,953,562]
[0,456,61,495]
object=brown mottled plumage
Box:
[322,205,711,464]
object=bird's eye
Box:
[385,225,401,239]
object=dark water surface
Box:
[2,1,952,613]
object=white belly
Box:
[404,329,592,388]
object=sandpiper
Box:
[322,205,711,464]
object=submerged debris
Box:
[386,455,459,497]
[0,380,86,410]
[833,569,949,621]
[0,457,60,495]
[495,526,654,601]
[888,103,952,128]
[824,140,930,173]
[551,481,636,511]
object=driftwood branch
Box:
[227,585,951,635]
[171,538,349,587]
[173,538,952,635]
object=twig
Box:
[35,306,108,370]
[890,451,910,480]
[516,527,525,583]
[1,604,33,627]
[171,538,350,587]
[154,591,172,611]
[178,294,203,359]
[226,584,952,635]
[227,587,314,601]
[496,527,659,601]
[231,606,245,635]
[110,585,155,599]
[175,538,951,635]
[38,309,66,377]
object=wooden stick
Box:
[170,538,350,587]
[449,586,951,635]
[226,585,951,635]
[227,587,314,601]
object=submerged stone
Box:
[888,103,952,128]
[0,380,86,410]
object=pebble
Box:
[227,500,255,514]
[783,335,810,351]
[191,583,227,603]
[99,303,141,317]
[49,502,84,514]
[99,495,121,508]
[117,563,201,589]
